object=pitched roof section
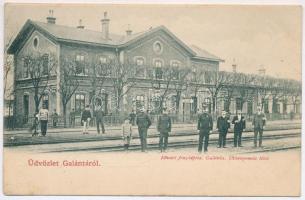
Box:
[8,19,223,62]
[189,45,223,62]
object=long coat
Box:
[157,114,172,133]
[232,115,246,132]
[197,113,213,132]
[252,113,266,129]
[217,116,230,133]
[136,113,152,129]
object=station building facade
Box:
[7,12,301,124]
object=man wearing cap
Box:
[253,106,266,147]
[95,104,105,134]
[136,107,152,152]
[197,106,213,153]
[157,108,172,152]
[232,110,246,147]
[217,110,231,148]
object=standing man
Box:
[51,109,59,127]
[253,106,266,147]
[69,108,76,127]
[38,104,49,136]
[81,105,92,134]
[217,110,231,148]
[136,107,152,152]
[95,104,105,134]
[197,106,213,153]
[232,110,246,147]
[129,109,136,126]
[157,108,172,152]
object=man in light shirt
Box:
[38,104,49,136]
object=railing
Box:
[4,112,301,129]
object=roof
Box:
[189,45,223,62]
[7,19,223,62]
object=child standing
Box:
[81,105,92,134]
[30,112,39,136]
[122,118,133,151]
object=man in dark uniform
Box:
[129,109,136,126]
[95,104,105,134]
[157,108,172,152]
[217,110,231,148]
[197,106,213,153]
[253,106,266,147]
[69,108,76,127]
[136,107,152,152]
[232,110,246,147]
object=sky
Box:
[4,4,302,80]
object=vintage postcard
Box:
[3,3,302,196]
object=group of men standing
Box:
[197,106,266,153]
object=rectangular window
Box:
[172,68,179,80]
[191,96,198,114]
[154,60,163,79]
[224,98,230,112]
[263,99,269,113]
[23,58,29,78]
[98,64,111,77]
[155,68,163,79]
[100,56,107,64]
[75,94,85,114]
[42,54,49,75]
[23,95,29,123]
[43,95,49,110]
[136,58,144,66]
[135,67,145,78]
[136,95,145,111]
[236,98,243,111]
[76,55,85,75]
[247,100,253,115]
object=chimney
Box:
[232,64,237,73]
[126,24,132,36]
[258,67,266,75]
[232,58,237,72]
[46,10,56,24]
[101,11,110,39]
[77,19,85,29]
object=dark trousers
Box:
[96,119,105,134]
[130,118,136,126]
[138,128,148,152]
[254,128,263,147]
[159,132,169,151]
[198,131,209,152]
[70,118,75,127]
[218,131,227,147]
[234,130,243,147]
[40,120,48,136]
[53,120,57,127]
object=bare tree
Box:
[59,57,80,127]
[290,80,302,113]
[172,68,191,114]
[151,66,177,113]
[205,70,233,114]
[23,53,57,113]
[109,56,136,113]
[88,61,111,109]
[233,72,256,112]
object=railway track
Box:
[46,129,301,153]
[4,123,301,147]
